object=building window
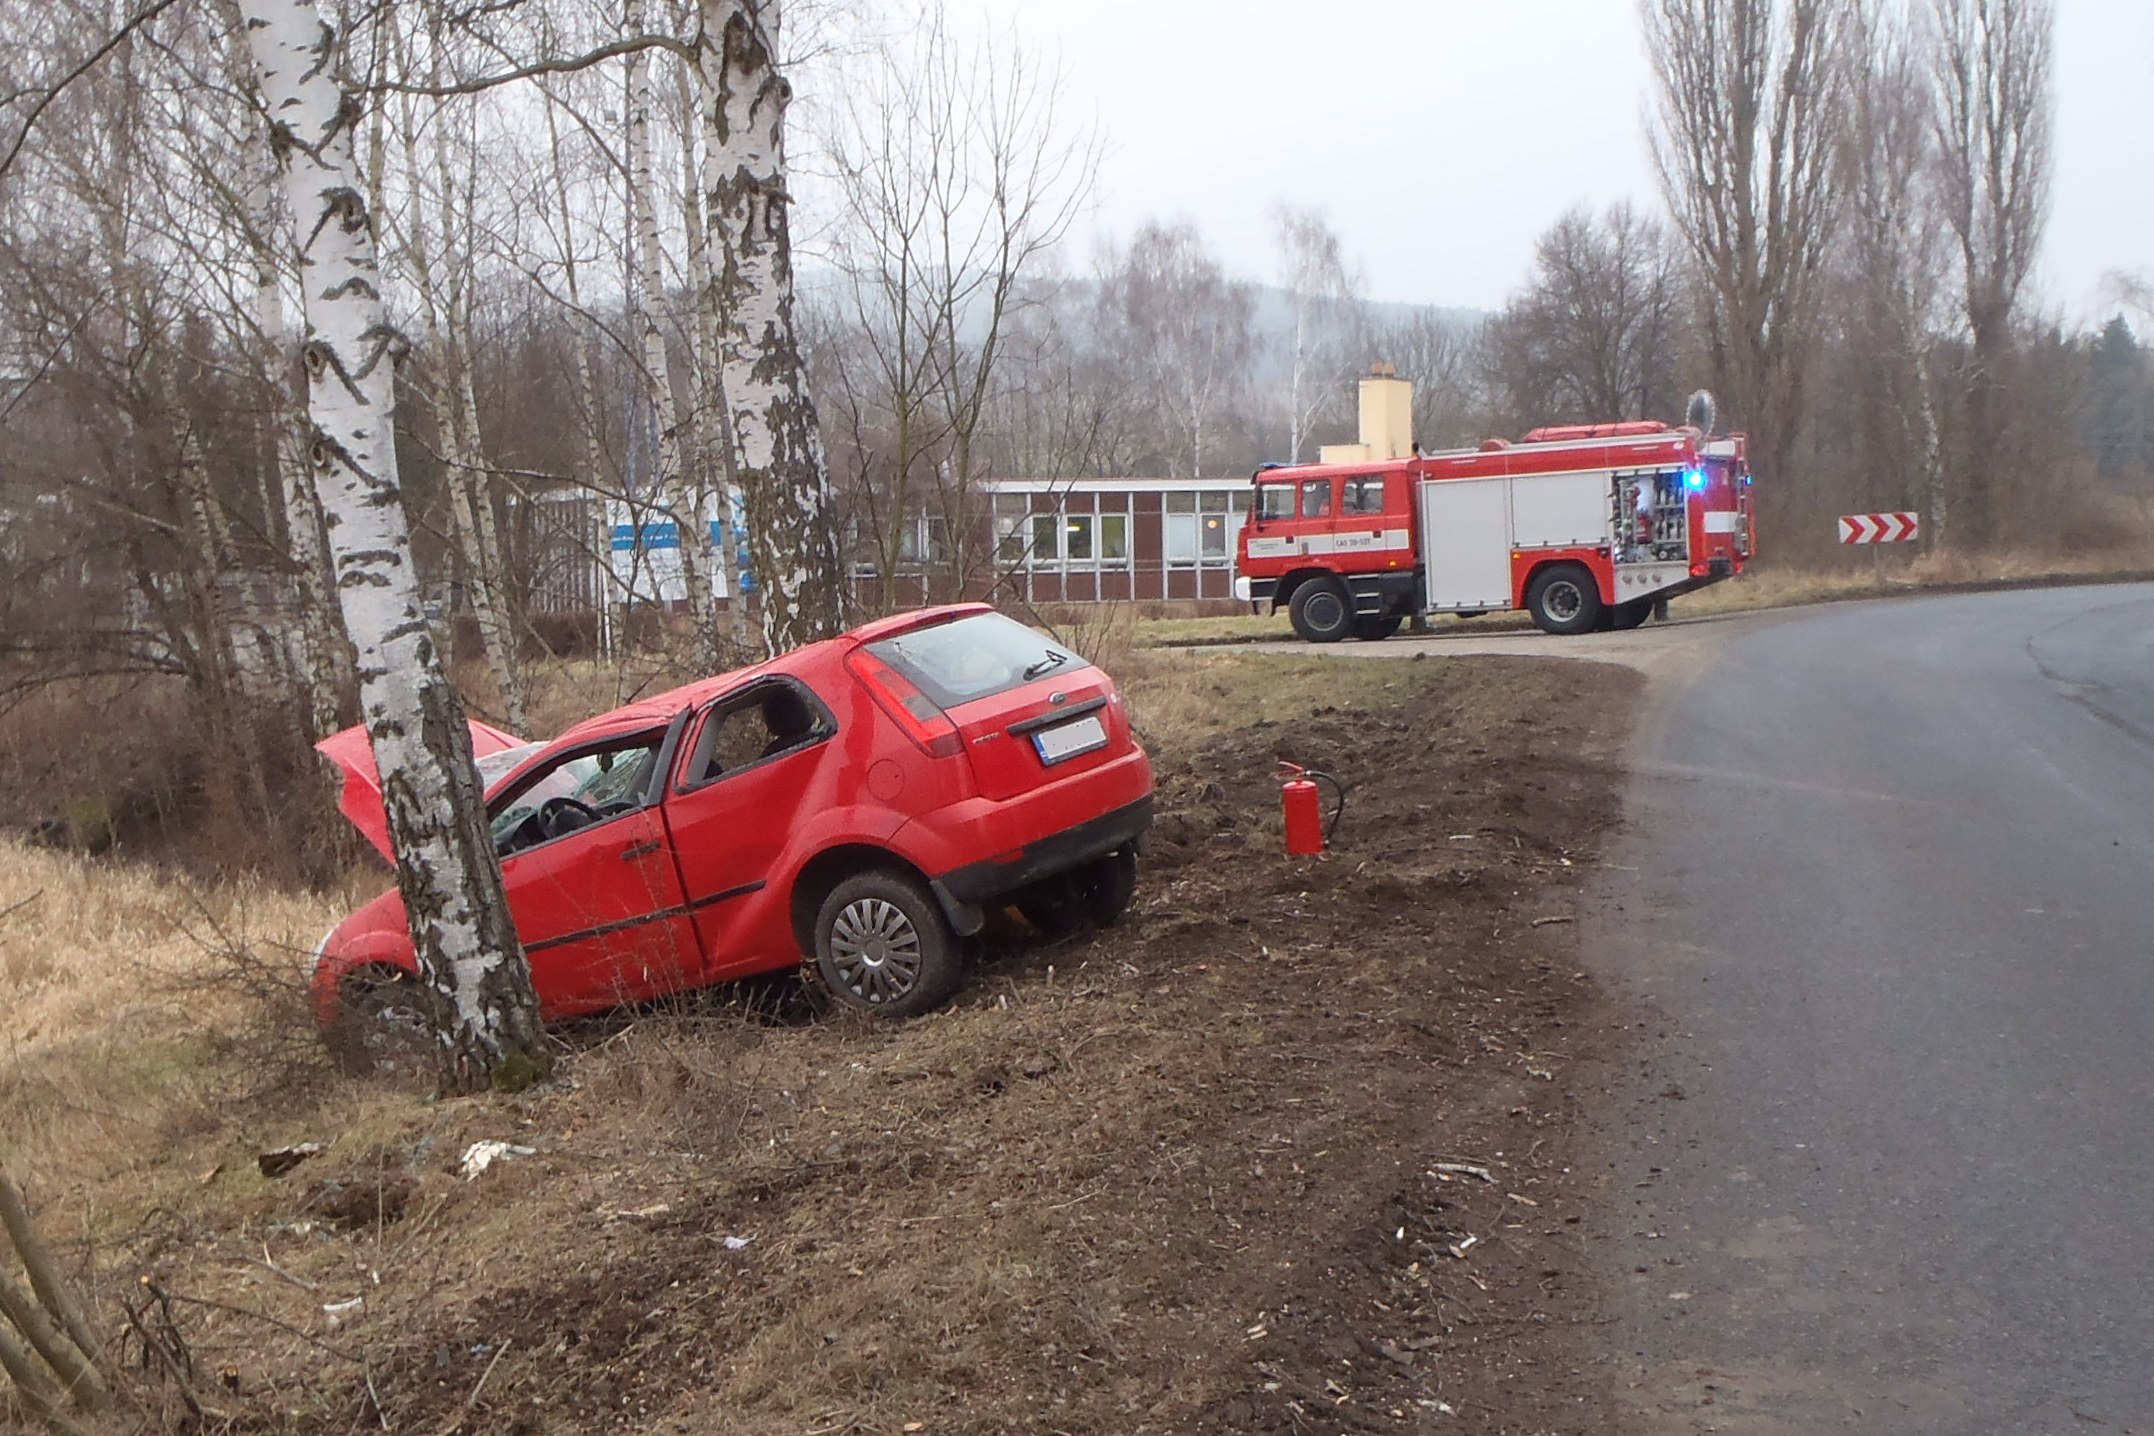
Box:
[1200,511,1227,559]
[1101,513,1129,561]
[1011,493,1135,574]
[898,514,948,569]
[994,496,1030,561]
[1166,490,1245,567]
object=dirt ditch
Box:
[74,654,1641,1434]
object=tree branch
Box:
[0,0,188,183]
[368,32,694,96]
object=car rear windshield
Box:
[866,613,1091,710]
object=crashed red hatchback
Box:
[314,606,1153,1053]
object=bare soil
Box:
[45,654,1641,1435]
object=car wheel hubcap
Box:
[1548,583,1582,620]
[1310,594,1344,629]
[830,897,923,1004]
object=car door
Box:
[663,678,837,976]
[489,724,698,1013]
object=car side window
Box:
[1301,480,1332,518]
[1343,477,1386,515]
[489,733,665,857]
[682,680,831,787]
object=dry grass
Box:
[0,648,1629,1434]
[1110,647,1434,748]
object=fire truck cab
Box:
[1235,375,1755,639]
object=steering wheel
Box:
[536,796,601,840]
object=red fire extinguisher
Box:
[1277,762,1344,856]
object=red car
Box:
[314,605,1153,1054]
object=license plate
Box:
[1032,713,1108,765]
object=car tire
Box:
[1288,579,1353,643]
[812,871,961,1018]
[1353,611,1404,641]
[1610,597,1654,631]
[324,965,433,1077]
[1017,846,1140,935]
[1525,564,1604,636]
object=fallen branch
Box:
[0,1319,88,1436]
[0,1166,104,1372]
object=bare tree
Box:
[1483,203,1685,427]
[1098,220,1255,479]
[1928,0,2053,547]
[625,1,722,669]
[697,0,846,651]
[240,0,547,1093]
[819,2,1097,606]
[1371,305,1491,451]
[1273,205,1364,463]
[1646,0,1850,506]
[1835,0,1950,540]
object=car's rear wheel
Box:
[1525,563,1603,636]
[812,871,961,1018]
[1017,846,1140,935]
[325,965,433,1076]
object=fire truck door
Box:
[1419,478,1513,610]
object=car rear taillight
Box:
[845,650,964,758]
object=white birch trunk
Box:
[697,0,845,653]
[675,62,753,654]
[239,0,546,1093]
[537,96,621,655]
[244,76,349,738]
[627,27,719,670]
[415,97,528,733]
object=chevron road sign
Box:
[1838,512,1921,545]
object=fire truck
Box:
[1234,373,1755,639]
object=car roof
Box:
[545,603,995,749]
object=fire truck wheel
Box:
[1288,580,1353,643]
[1526,564,1604,636]
[1353,612,1404,641]
[1610,598,1654,630]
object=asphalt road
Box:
[1579,584,2154,1434]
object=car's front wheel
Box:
[324,965,434,1076]
[1288,579,1353,643]
[812,871,961,1018]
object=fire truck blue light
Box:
[1685,469,1706,490]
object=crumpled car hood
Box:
[316,720,530,863]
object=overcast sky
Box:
[961,0,2153,322]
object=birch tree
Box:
[1099,220,1255,479]
[697,0,846,652]
[239,0,547,1093]
[626,7,722,670]
[1273,205,1363,463]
